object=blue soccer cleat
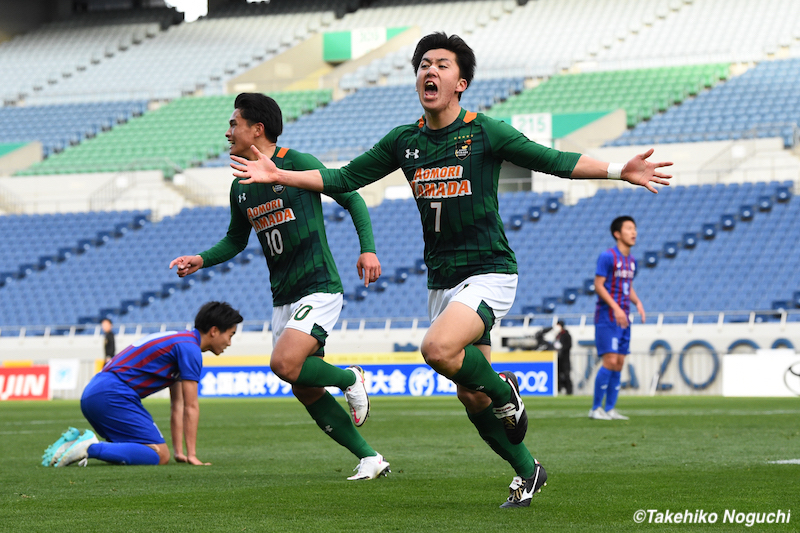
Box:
[42,427,81,467]
[54,430,99,467]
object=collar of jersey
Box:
[419,108,469,135]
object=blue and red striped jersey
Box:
[594,246,637,325]
[103,329,202,398]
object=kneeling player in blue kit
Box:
[42,301,242,467]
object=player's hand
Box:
[169,255,203,277]
[621,148,673,194]
[613,307,630,329]
[636,301,646,324]
[231,145,278,184]
[357,252,381,287]
[184,455,211,466]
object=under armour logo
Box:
[405,149,420,159]
[238,193,246,203]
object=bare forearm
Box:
[169,383,184,456]
[182,403,200,457]
[171,410,184,454]
[275,168,324,192]
[570,155,613,179]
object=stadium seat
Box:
[720,214,736,230]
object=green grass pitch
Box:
[2,396,798,532]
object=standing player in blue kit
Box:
[590,216,646,421]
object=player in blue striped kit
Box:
[42,301,242,467]
[590,216,646,421]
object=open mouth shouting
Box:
[423,79,438,100]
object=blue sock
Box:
[592,366,612,410]
[88,442,160,465]
[605,370,622,411]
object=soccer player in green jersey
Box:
[169,93,390,481]
[230,34,673,506]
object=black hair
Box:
[411,32,475,100]
[194,301,243,334]
[234,93,283,143]
[101,317,112,324]
[610,215,636,238]
[557,320,565,327]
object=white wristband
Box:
[607,162,624,180]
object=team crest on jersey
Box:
[272,184,285,194]
[455,137,472,160]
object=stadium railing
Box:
[1,309,798,339]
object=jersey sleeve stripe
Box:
[277,147,289,158]
[463,111,477,123]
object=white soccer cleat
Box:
[42,427,81,467]
[54,430,99,467]
[589,408,612,420]
[344,365,370,427]
[347,453,390,481]
[605,408,629,420]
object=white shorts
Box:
[427,273,518,344]
[272,292,343,351]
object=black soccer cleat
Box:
[500,461,547,508]
[492,370,528,445]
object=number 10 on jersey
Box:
[265,229,283,256]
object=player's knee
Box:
[270,357,297,383]
[154,445,170,465]
[420,337,452,368]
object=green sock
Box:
[450,345,512,405]
[295,357,356,389]
[468,404,535,478]
[304,392,376,459]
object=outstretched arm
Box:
[231,145,325,191]
[571,149,673,194]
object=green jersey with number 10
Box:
[320,108,581,289]
[200,147,375,306]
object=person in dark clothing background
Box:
[101,318,115,364]
[555,320,573,395]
